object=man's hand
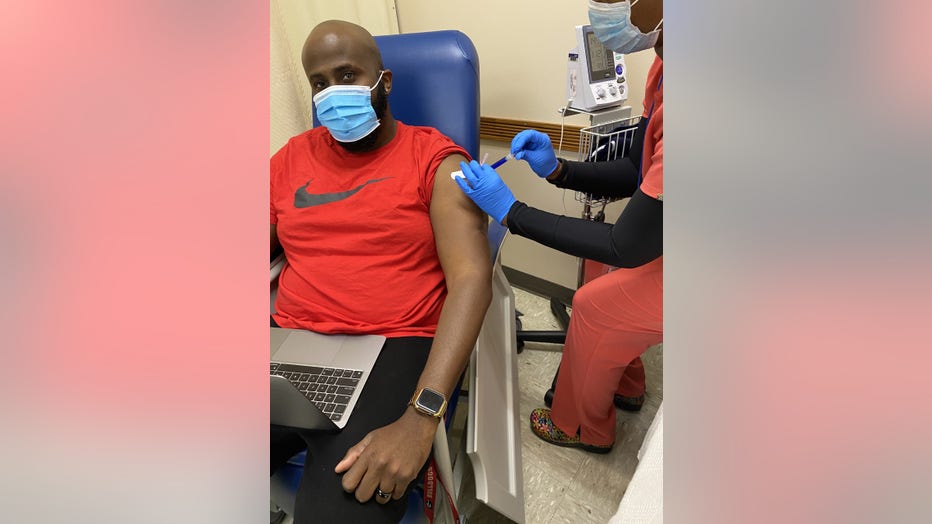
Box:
[334,409,438,503]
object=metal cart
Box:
[574,115,642,286]
[516,110,640,349]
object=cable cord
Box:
[558,98,573,215]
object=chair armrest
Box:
[466,262,525,523]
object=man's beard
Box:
[336,85,388,153]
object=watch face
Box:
[417,389,445,414]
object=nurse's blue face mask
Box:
[588,0,662,55]
[312,70,384,143]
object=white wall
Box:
[396,0,655,289]
[396,0,654,126]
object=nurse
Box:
[455,0,663,452]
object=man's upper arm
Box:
[430,154,490,281]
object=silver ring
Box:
[376,488,391,499]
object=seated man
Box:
[269,20,492,524]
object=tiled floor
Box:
[455,287,663,524]
[273,286,663,524]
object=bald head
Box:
[302,20,383,88]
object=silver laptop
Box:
[270,327,385,430]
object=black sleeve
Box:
[552,156,639,199]
[505,188,662,268]
[548,118,648,199]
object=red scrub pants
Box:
[550,256,663,446]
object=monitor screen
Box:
[584,30,615,83]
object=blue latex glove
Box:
[454,160,517,225]
[510,129,559,178]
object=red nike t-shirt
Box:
[270,122,467,337]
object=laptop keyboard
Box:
[271,362,363,422]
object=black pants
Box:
[271,317,432,523]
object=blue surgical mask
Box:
[588,0,662,55]
[312,71,384,142]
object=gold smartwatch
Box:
[409,387,447,419]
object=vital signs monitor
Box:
[567,25,628,112]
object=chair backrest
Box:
[375,30,480,159]
[487,219,508,265]
[313,30,481,160]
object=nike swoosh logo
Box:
[293,177,390,208]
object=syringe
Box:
[489,153,514,169]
